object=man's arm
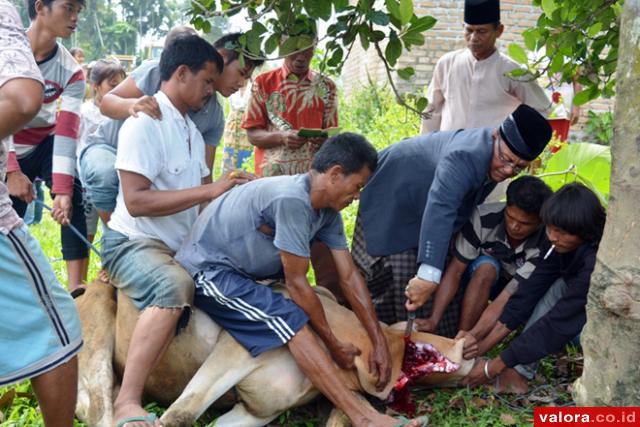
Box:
[419,256,468,332]
[246,128,306,150]
[203,145,216,184]
[331,248,391,390]
[50,69,85,224]
[280,250,361,370]
[421,61,444,133]
[406,151,484,310]
[100,76,161,120]
[119,169,250,217]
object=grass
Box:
[1,85,582,426]
[0,195,583,426]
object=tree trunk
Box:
[573,0,640,405]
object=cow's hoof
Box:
[325,408,351,427]
[160,411,196,427]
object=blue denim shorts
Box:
[78,144,119,212]
[101,228,195,314]
[461,255,504,299]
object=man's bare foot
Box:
[492,368,529,394]
[113,401,161,427]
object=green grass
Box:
[0,192,582,427]
[1,85,582,426]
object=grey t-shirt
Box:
[176,173,348,279]
[85,59,224,149]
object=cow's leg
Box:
[325,393,375,427]
[160,332,256,427]
[214,402,279,427]
[75,280,117,427]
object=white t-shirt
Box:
[108,90,210,252]
[77,100,104,168]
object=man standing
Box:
[101,35,252,427]
[175,134,426,427]
[354,104,552,325]
[1,1,82,425]
[242,27,340,293]
[7,0,88,293]
[242,28,338,177]
[421,0,550,133]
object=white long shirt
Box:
[421,49,551,133]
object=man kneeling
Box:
[176,134,426,427]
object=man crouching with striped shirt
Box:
[416,176,553,339]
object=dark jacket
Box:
[358,128,496,271]
[500,242,598,367]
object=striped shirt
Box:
[8,43,85,196]
[453,202,549,294]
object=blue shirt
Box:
[176,174,348,280]
[359,128,497,275]
[84,60,224,150]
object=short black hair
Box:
[159,35,224,82]
[213,33,265,68]
[506,176,553,215]
[27,0,86,20]
[311,133,377,175]
[541,183,606,243]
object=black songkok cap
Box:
[464,0,500,25]
[499,104,552,161]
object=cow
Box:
[74,279,474,427]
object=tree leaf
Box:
[369,10,390,26]
[264,33,280,54]
[385,0,401,23]
[587,22,603,37]
[279,36,298,56]
[508,43,529,65]
[523,28,540,51]
[334,0,349,11]
[541,0,558,18]
[399,0,413,25]
[303,0,327,20]
[385,31,402,67]
[358,25,370,50]
[416,96,428,112]
[397,66,415,80]
[409,15,437,33]
[573,87,598,106]
[549,53,564,74]
[402,31,425,47]
[370,30,386,42]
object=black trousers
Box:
[10,135,88,260]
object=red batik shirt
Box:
[242,64,338,176]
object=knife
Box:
[404,310,416,338]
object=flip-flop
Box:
[115,412,158,427]
[394,414,429,427]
